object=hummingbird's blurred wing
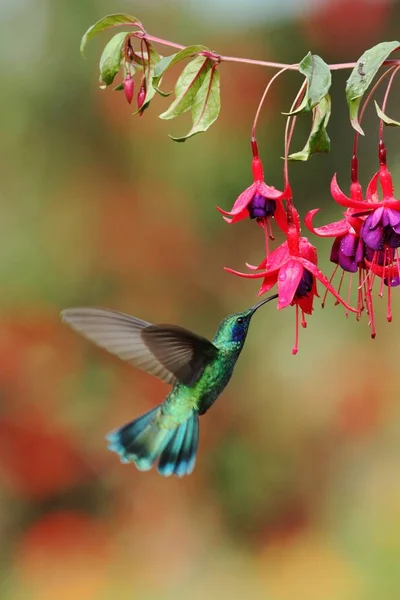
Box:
[61,307,219,386]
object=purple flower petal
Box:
[367,206,384,229]
[295,269,313,297]
[385,228,400,248]
[330,237,341,264]
[362,222,384,250]
[248,193,276,220]
[340,233,357,258]
[365,246,385,265]
[382,210,390,227]
[384,274,400,287]
[338,251,358,273]
[386,208,400,227]
[356,238,365,265]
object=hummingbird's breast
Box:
[162,351,240,420]
[192,352,238,414]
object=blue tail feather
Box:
[157,420,188,477]
[106,406,199,477]
[158,412,199,477]
[170,413,199,477]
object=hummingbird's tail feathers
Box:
[106,405,172,471]
[157,412,199,477]
[106,407,199,477]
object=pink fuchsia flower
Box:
[331,142,400,329]
[305,171,375,321]
[217,140,289,241]
[225,204,355,354]
[331,144,400,252]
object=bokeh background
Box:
[2,0,400,598]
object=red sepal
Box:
[305,209,348,238]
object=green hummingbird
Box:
[61,293,277,477]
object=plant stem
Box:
[251,64,297,140]
[138,32,400,71]
[283,80,307,188]
[380,65,400,139]
[352,66,397,156]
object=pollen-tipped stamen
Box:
[363,278,376,338]
[387,278,392,322]
[293,303,299,355]
[262,221,270,258]
[321,265,339,308]
[345,274,353,318]
[335,270,345,306]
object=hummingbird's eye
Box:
[236,317,244,324]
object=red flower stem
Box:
[143,38,152,81]
[283,80,307,189]
[353,66,396,157]
[140,38,146,71]
[136,32,400,71]
[251,64,297,140]
[379,64,400,140]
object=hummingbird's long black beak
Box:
[250,293,279,313]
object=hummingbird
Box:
[61,293,278,477]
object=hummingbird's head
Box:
[213,294,278,349]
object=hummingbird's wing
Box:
[61,307,219,387]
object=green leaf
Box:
[288,95,331,161]
[153,45,208,96]
[374,101,400,127]
[81,13,142,56]
[99,32,128,87]
[113,83,124,91]
[171,66,221,142]
[285,52,331,115]
[153,45,208,79]
[159,56,212,120]
[346,41,400,135]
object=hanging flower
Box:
[330,142,400,327]
[304,165,377,315]
[225,204,355,354]
[217,144,289,240]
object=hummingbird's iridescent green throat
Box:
[61,293,278,477]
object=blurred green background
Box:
[2,0,400,598]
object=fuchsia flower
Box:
[217,141,289,238]
[225,203,355,354]
[330,142,400,327]
[305,175,374,327]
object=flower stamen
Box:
[293,303,299,356]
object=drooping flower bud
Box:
[137,80,146,112]
[123,74,134,105]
